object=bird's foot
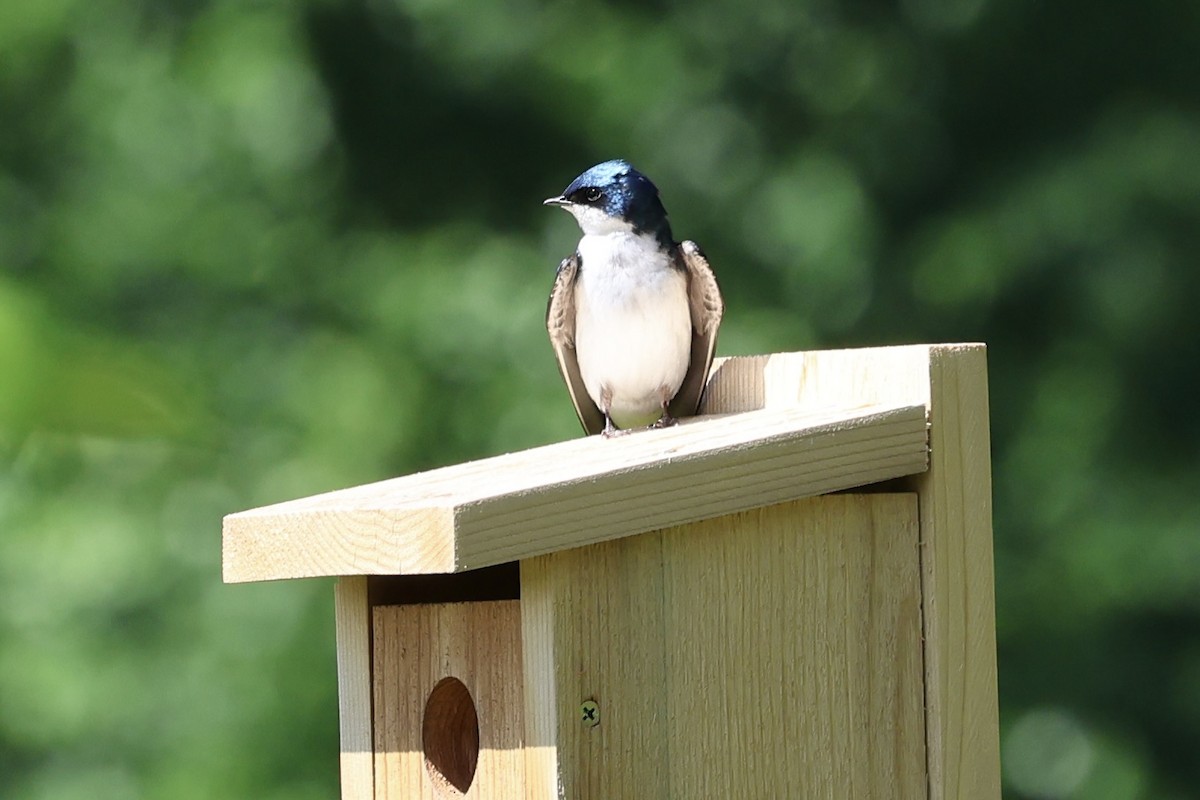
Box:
[601,415,632,439]
[650,411,678,429]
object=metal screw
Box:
[580,699,600,728]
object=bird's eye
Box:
[584,187,603,202]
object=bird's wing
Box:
[670,240,725,419]
[546,254,605,435]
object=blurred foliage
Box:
[1,0,1198,796]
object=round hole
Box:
[422,677,480,795]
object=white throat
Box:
[565,204,635,236]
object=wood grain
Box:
[905,347,1001,800]
[223,401,929,582]
[335,576,373,800]
[705,344,1000,799]
[520,531,671,799]
[373,601,524,799]
[519,494,926,798]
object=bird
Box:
[543,159,724,437]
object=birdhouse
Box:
[222,344,1001,799]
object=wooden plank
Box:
[335,576,374,800]
[373,601,524,799]
[519,494,926,798]
[223,401,929,582]
[520,533,670,799]
[662,494,926,798]
[517,561,559,800]
[907,347,1001,800]
[704,344,936,414]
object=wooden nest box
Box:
[222,344,1001,799]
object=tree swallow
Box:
[544,159,724,437]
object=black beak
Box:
[543,195,570,207]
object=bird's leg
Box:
[650,391,678,429]
[601,414,620,438]
[599,389,632,438]
[601,415,634,438]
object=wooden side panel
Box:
[521,494,926,798]
[335,576,374,800]
[520,533,670,799]
[373,601,524,799]
[905,346,1001,800]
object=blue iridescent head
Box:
[544,159,674,247]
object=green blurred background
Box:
[2,0,1198,797]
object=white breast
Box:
[573,231,692,429]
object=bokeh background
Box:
[2,0,1198,797]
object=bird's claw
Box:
[650,411,677,429]
[601,414,632,438]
